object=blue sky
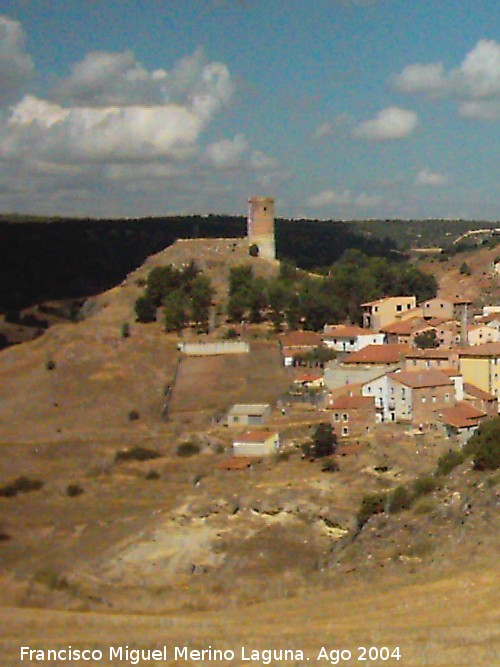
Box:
[0,0,498,219]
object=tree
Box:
[311,422,337,458]
[163,289,187,333]
[414,329,439,349]
[460,262,472,276]
[134,295,157,323]
[146,265,182,306]
[464,417,500,471]
[247,277,268,323]
[268,279,289,332]
[190,275,214,332]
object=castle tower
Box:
[247,196,276,260]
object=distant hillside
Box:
[351,219,499,251]
[0,215,396,311]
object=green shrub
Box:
[436,449,466,476]
[134,295,157,323]
[176,442,201,457]
[388,485,413,514]
[463,418,500,471]
[128,409,140,421]
[412,475,437,497]
[0,476,44,497]
[356,492,387,529]
[223,328,239,340]
[115,446,161,462]
[66,484,84,497]
[322,459,340,472]
[45,359,56,371]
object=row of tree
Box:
[227,250,437,331]
[135,261,214,332]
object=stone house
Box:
[404,348,459,370]
[279,331,324,366]
[438,401,486,446]
[463,382,498,417]
[327,395,375,438]
[386,369,455,427]
[459,343,500,402]
[467,324,500,346]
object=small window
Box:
[342,413,348,422]
[422,397,426,403]
[432,396,437,403]
[396,305,402,312]
[233,416,239,422]
[407,304,411,309]
[390,412,395,421]
[445,393,450,402]
[334,413,340,422]
[342,426,349,436]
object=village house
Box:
[463,382,498,417]
[232,429,280,457]
[404,348,459,370]
[227,404,271,427]
[293,371,324,389]
[421,297,455,320]
[380,317,427,345]
[359,372,392,422]
[459,342,500,403]
[324,359,399,392]
[327,395,375,437]
[343,343,410,367]
[322,324,385,352]
[361,296,417,330]
[279,331,323,366]
[475,312,500,333]
[467,324,500,346]
[386,369,455,427]
[438,401,486,446]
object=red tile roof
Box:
[327,396,374,409]
[214,457,259,470]
[380,317,424,335]
[360,296,415,307]
[459,342,500,357]
[344,343,409,364]
[388,369,453,388]
[463,382,497,401]
[294,372,323,383]
[280,331,323,348]
[405,348,454,359]
[323,324,370,337]
[439,402,485,428]
[233,429,278,444]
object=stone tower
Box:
[247,196,276,260]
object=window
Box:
[396,305,402,312]
[366,386,372,393]
[342,413,348,422]
[374,306,379,312]
[390,412,395,421]
[445,393,450,402]
[342,427,349,436]
[432,396,437,403]
[422,396,426,403]
[350,339,355,345]
[407,304,411,309]
[334,413,340,422]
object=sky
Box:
[0,0,498,220]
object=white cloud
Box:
[307,189,352,207]
[353,106,418,141]
[249,150,279,171]
[51,47,234,117]
[392,63,447,95]
[307,189,382,208]
[312,122,333,139]
[393,39,500,120]
[415,168,450,187]
[206,134,248,168]
[0,16,34,104]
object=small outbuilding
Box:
[227,404,272,427]
[232,429,280,457]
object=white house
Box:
[322,325,385,352]
[232,430,280,457]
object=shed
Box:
[227,403,272,427]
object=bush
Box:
[66,484,84,497]
[0,476,44,497]
[134,295,157,323]
[463,417,500,471]
[115,446,161,462]
[128,409,140,422]
[223,328,239,340]
[388,485,413,514]
[412,475,437,497]
[45,359,56,371]
[177,442,201,457]
[121,322,130,339]
[459,262,472,275]
[436,449,466,476]
[321,459,339,473]
[145,470,160,480]
[356,492,387,529]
